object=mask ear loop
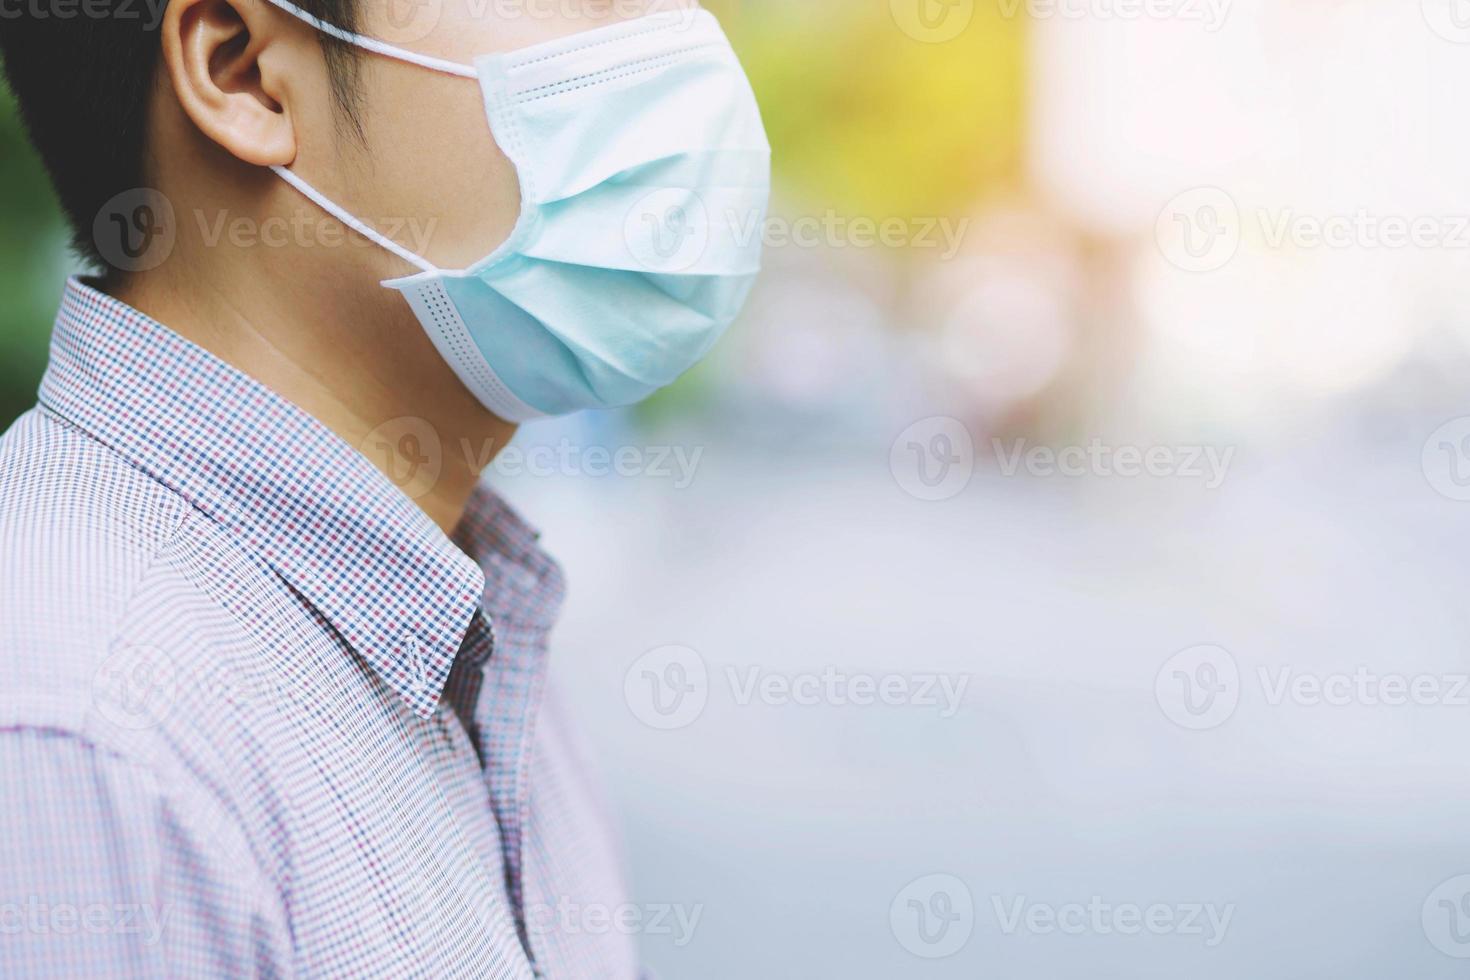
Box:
[271,165,438,274]
[257,0,479,78]
[257,0,481,274]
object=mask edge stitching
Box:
[514,44,723,104]
[505,12,704,72]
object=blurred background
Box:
[6,0,1470,976]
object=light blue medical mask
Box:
[261,2,771,421]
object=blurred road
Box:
[496,414,1470,979]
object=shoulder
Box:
[0,407,194,724]
[0,407,301,767]
[0,405,193,611]
[0,407,311,878]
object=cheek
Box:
[355,61,521,270]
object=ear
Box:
[158,0,305,167]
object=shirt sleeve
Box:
[0,726,292,979]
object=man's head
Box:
[0,0,689,276]
[1,0,693,514]
[1,0,745,529]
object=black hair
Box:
[0,0,361,269]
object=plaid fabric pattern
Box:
[0,278,637,978]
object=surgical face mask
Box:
[260,1,771,421]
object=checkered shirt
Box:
[0,278,638,978]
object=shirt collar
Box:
[455,482,566,632]
[38,277,494,719]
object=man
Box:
[0,0,769,972]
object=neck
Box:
[104,253,514,536]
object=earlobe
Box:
[160,0,300,168]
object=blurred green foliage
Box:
[706,0,1025,227]
[0,84,70,430]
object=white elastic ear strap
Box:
[257,0,479,78]
[259,0,479,273]
[271,165,438,274]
